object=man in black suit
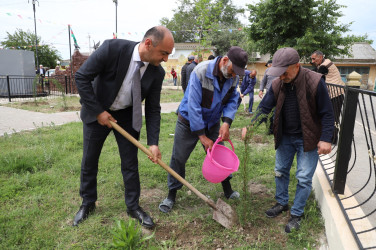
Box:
[73,26,174,229]
[36,64,45,85]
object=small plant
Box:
[32,75,40,105]
[111,219,154,249]
[238,109,273,223]
[49,78,68,110]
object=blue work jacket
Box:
[178,58,239,135]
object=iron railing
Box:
[319,82,376,249]
[0,75,77,102]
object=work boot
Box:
[265,203,289,218]
[285,214,303,233]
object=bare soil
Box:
[139,182,290,249]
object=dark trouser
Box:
[167,118,231,190]
[248,92,254,113]
[331,94,344,144]
[80,107,141,210]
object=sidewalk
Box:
[0,102,181,136]
[0,90,259,136]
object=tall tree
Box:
[161,0,248,56]
[1,29,62,68]
[247,0,371,60]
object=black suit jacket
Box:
[75,39,165,145]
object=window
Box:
[337,66,370,83]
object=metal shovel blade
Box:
[212,198,239,228]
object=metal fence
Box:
[319,80,376,249]
[0,75,77,102]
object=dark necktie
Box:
[132,61,144,132]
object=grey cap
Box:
[188,55,195,60]
[268,47,300,77]
[227,46,248,76]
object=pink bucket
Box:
[202,138,239,183]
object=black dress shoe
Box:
[73,203,96,226]
[127,207,155,229]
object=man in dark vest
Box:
[244,47,334,233]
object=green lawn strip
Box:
[0,106,324,248]
[0,89,184,113]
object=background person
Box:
[208,54,215,60]
[36,64,45,85]
[181,55,194,92]
[259,59,277,99]
[185,55,199,85]
[259,59,277,134]
[245,47,334,233]
[73,26,174,229]
[311,50,345,144]
[171,67,177,86]
[239,70,257,114]
[159,46,248,213]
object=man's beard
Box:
[220,62,232,79]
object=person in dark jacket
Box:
[185,55,199,84]
[181,55,194,92]
[73,26,174,229]
[239,70,257,114]
[243,47,334,233]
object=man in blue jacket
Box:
[240,70,257,114]
[159,46,248,213]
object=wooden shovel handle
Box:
[109,121,217,210]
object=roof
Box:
[174,43,216,50]
[335,42,376,64]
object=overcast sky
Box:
[1,0,375,61]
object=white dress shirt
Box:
[110,43,149,111]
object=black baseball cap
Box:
[265,59,272,67]
[227,46,248,76]
[268,48,300,77]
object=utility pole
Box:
[68,25,73,81]
[29,0,39,68]
[113,0,118,38]
[87,34,91,54]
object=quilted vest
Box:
[320,59,345,98]
[272,67,323,152]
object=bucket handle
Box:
[207,137,236,171]
[211,137,236,154]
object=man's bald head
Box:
[142,26,174,47]
[250,70,257,78]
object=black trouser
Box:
[80,107,141,210]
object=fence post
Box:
[6,75,11,102]
[332,71,361,194]
[64,76,68,94]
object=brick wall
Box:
[53,50,89,94]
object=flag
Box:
[70,28,80,49]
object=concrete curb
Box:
[313,157,376,249]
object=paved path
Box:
[0,102,181,136]
[0,91,259,136]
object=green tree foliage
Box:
[1,29,62,68]
[161,0,248,56]
[247,0,371,61]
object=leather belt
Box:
[178,112,190,126]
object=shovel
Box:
[109,121,238,229]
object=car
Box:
[46,69,55,77]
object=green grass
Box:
[0,102,325,249]
[0,89,184,113]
